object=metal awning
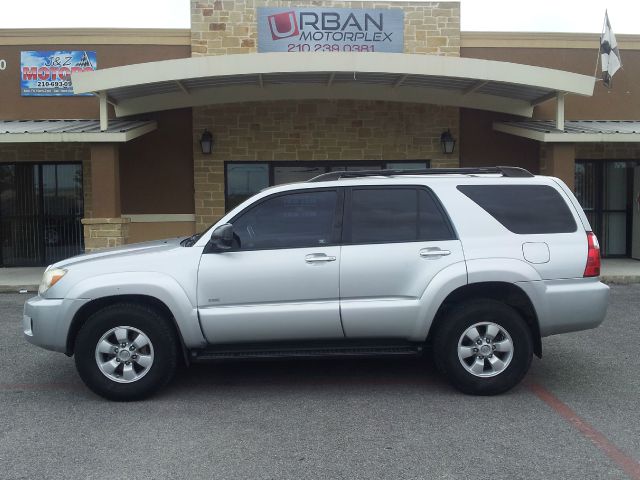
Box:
[0,119,157,143]
[494,120,640,142]
[71,52,596,129]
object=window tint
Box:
[349,188,454,244]
[232,190,337,250]
[457,185,577,234]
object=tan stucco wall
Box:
[0,43,190,121]
[539,143,576,190]
[193,99,459,231]
[191,1,460,57]
[576,143,640,160]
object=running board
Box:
[191,344,423,362]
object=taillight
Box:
[584,231,601,277]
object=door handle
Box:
[419,248,451,259]
[305,253,336,263]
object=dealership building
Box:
[0,0,639,266]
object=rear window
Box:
[457,184,577,234]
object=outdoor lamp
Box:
[200,129,214,154]
[440,129,456,154]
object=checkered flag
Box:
[75,51,94,69]
[600,11,622,88]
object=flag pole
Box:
[593,10,607,80]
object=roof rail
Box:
[307,166,533,182]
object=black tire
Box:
[432,299,533,395]
[74,303,178,401]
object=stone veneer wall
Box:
[193,99,459,231]
[191,1,460,57]
[190,0,461,231]
[81,217,130,251]
[0,143,93,220]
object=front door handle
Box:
[419,248,451,259]
[305,253,337,263]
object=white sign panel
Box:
[258,7,404,53]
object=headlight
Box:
[39,268,67,295]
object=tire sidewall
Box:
[436,300,533,395]
[74,304,177,401]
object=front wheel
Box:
[74,303,178,401]
[432,299,533,395]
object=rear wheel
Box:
[432,299,533,395]
[74,303,178,401]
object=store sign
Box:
[20,51,97,96]
[258,7,404,53]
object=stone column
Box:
[81,144,130,251]
[540,143,576,190]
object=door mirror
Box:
[207,223,234,252]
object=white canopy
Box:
[71,52,595,124]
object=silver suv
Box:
[24,167,609,400]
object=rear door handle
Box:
[419,248,451,259]
[305,253,337,263]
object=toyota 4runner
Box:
[24,167,610,400]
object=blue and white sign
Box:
[21,51,97,96]
[258,7,404,53]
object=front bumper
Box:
[23,296,90,354]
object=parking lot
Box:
[1,285,639,480]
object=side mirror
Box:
[207,223,233,252]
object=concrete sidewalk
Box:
[1,258,639,294]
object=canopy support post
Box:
[555,92,565,131]
[99,91,108,131]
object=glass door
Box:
[0,163,84,266]
[575,160,637,257]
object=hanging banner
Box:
[258,7,404,53]
[20,51,97,96]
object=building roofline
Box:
[461,31,640,50]
[0,28,191,46]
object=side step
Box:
[191,344,423,362]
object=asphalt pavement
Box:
[1,286,639,480]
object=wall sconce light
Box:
[200,129,214,155]
[440,129,456,154]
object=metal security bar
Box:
[0,163,84,267]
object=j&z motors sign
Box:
[258,7,404,53]
[20,51,97,96]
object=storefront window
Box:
[575,160,639,257]
[0,162,83,266]
[226,163,269,210]
[225,161,429,212]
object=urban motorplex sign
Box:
[258,7,404,53]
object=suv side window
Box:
[232,190,338,250]
[457,184,577,234]
[346,187,455,244]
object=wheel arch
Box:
[426,281,542,358]
[66,294,190,365]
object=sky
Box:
[0,0,639,33]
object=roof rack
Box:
[307,166,533,182]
